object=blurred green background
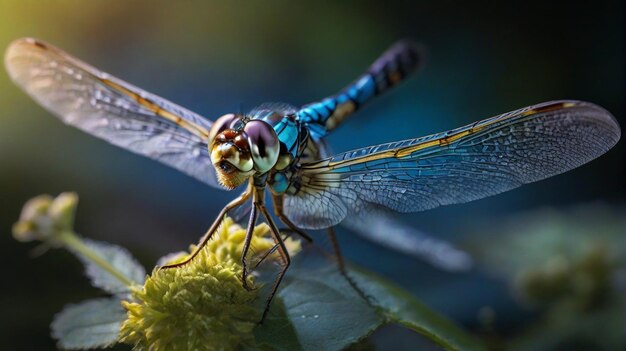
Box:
[0,1,623,350]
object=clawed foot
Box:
[241,270,258,292]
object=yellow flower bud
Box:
[12,192,78,243]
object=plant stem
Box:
[59,231,135,288]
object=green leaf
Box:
[76,239,146,294]
[51,297,125,350]
[350,268,485,351]
[255,265,384,351]
[254,262,484,351]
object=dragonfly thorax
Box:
[208,113,280,189]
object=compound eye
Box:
[209,113,241,143]
[243,120,280,172]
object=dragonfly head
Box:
[208,113,280,189]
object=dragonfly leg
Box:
[159,186,252,269]
[240,201,259,291]
[326,226,346,274]
[252,233,289,270]
[327,227,375,305]
[243,196,313,269]
[257,202,291,323]
[272,195,313,243]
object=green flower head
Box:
[120,217,301,351]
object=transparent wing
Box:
[284,101,621,229]
[341,209,472,271]
[5,38,222,188]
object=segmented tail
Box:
[298,40,424,137]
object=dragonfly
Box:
[6,38,621,321]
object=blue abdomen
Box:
[297,40,423,138]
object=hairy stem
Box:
[59,231,135,288]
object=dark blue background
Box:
[0,1,623,349]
